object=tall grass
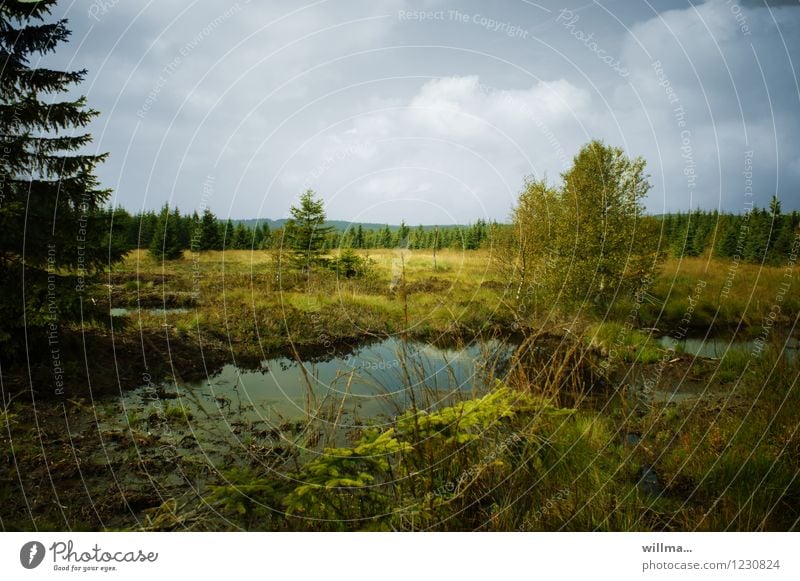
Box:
[194,328,799,531]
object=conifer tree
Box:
[379,225,393,248]
[353,224,365,249]
[232,223,250,249]
[284,189,332,270]
[0,1,123,349]
[149,205,183,260]
[198,208,221,250]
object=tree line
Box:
[2,2,798,356]
[659,198,799,265]
[102,205,494,259]
[113,200,800,265]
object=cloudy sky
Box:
[45,0,800,224]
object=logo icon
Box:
[20,541,46,569]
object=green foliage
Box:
[207,467,285,530]
[331,249,374,279]
[0,0,124,352]
[557,141,660,310]
[509,141,661,316]
[641,345,800,530]
[163,402,193,421]
[285,429,411,524]
[586,322,662,364]
[197,208,222,250]
[662,204,799,265]
[149,205,184,260]
[284,189,333,271]
[283,386,612,530]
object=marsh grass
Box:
[632,339,800,530]
[12,249,796,531]
[585,322,663,364]
[105,249,517,356]
[194,328,799,531]
[105,251,795,364]
[633,256,799,330]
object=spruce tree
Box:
[198,208,221,250]
[149,205,183,260]
[258,222,271,249]
[252,223,265,249]
[222,218,234,249]
[395,220,410,247]
[284,189,332,270]
[232,223,250,249]
[379,225,393,248]
[0,1,123,350]
[353,224,364,249]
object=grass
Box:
[636,256,799,331]
[632,342,800,530]
[161,402,194,422]
[102,248,518,359]
[4,247,797,531]
[585,321,663,364]
[105,250,796,362]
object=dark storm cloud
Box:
[35,0,800,222]
[737,0,799,6]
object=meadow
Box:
[2,246,798,531]
[92,246,800,378]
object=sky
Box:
[42,0,800,224]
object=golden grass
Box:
[109,249,797,355]
[643,256,798,331]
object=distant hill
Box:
[231,219,472,231]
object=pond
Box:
[657,335,799,360]
[105,331,798,460]
[113,337,517,448]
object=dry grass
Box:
[638,256,798,332]
[106,248,514,355]
[107,250,797,357]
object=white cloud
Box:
[272,75,590,222]
[53,0,800,221]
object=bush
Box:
[331,249,374,279]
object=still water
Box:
[121,337,515,431]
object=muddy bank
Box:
[1,328,229,400]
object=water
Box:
[657,335,799,360]
[119,337,515,434]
